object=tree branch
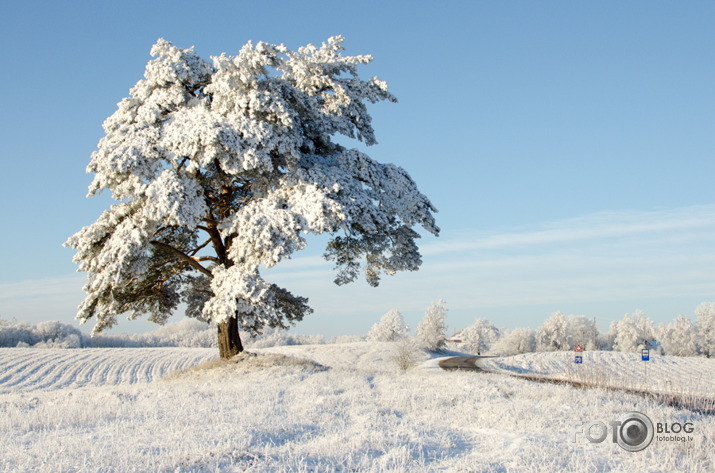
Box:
[198,218,226,264]
[197,256,221,264]
[188,238,212,256]
[150,241,213,278]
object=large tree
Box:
[65,37,439,358]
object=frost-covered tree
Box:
[658,315,697,356]
[491,327,535,356]
[65,37,438,358]
[596,330,615,351]
[460,318,499,354]
[612,310,655,353]
[35,321,83,348]
[416,299,447,351]
[694,302,715,357]
[567,315,598,350]
[534,313,599,352]
[535,311,570,351]
[368,309,409,342]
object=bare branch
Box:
[150,240,213,278]
[197,256,221,264]
[188,238,212,256]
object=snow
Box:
[0,347,216,393]
[477,350,715,398]
[0,343,713,472]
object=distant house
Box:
[446,331,463,344]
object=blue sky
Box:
[1,1,714,336]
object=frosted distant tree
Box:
[65,37,438,358]
[491,327,535,356]
[695,302,715,357]
[534,312,599,351]
[416,299,447,351]
[35,321,83,348]
[596,330,615,351]
[368,309,409,342]
[612,310,655,353]
[567,315,598,350]
[658,315,697,356]
[536,311,570,351]
[461,318,499,354]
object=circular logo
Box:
[615,412,654,452]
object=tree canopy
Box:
[65,36,438,356]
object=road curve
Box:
[438,356,485,370]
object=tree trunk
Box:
[217,317,243,359]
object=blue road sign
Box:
[574,355,583,364]
[641,349,650,361]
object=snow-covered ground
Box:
[0,343,713,472]
[0,347,217,392]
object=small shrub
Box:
[392,339,420,371]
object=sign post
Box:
[641,348,649,382]
[574,344,583,364]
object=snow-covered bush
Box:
[460,318,499,354]
[90,319,217,348]
[658,315,698,356]
[0,317,216,348]
[35,321,84,348]
[144,318,217,347]
[695,302,715,357]
[34,334,82,349]
[391,339,420,371]
[416,299,447,351]
[0,316,333,349]
[368,310,409,342]
[491,327,536,356]
[246,328,325,348]
[0,318,42,347]
[329,334,367,344]
[611,310,655,353]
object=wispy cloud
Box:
[268,204,715,331]
[421,204,715,255]
[0,274,85,301]
[4,205,715,334]
[0,274,86,324]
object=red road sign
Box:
[575,345,583,352]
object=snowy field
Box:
[0,343,713,472]
[0,348,217,392]
[475,351,715,399]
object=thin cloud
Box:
[268,204,715,331]
[0,274,85,301]
[4,205,715,333]
[421,204,715,255]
